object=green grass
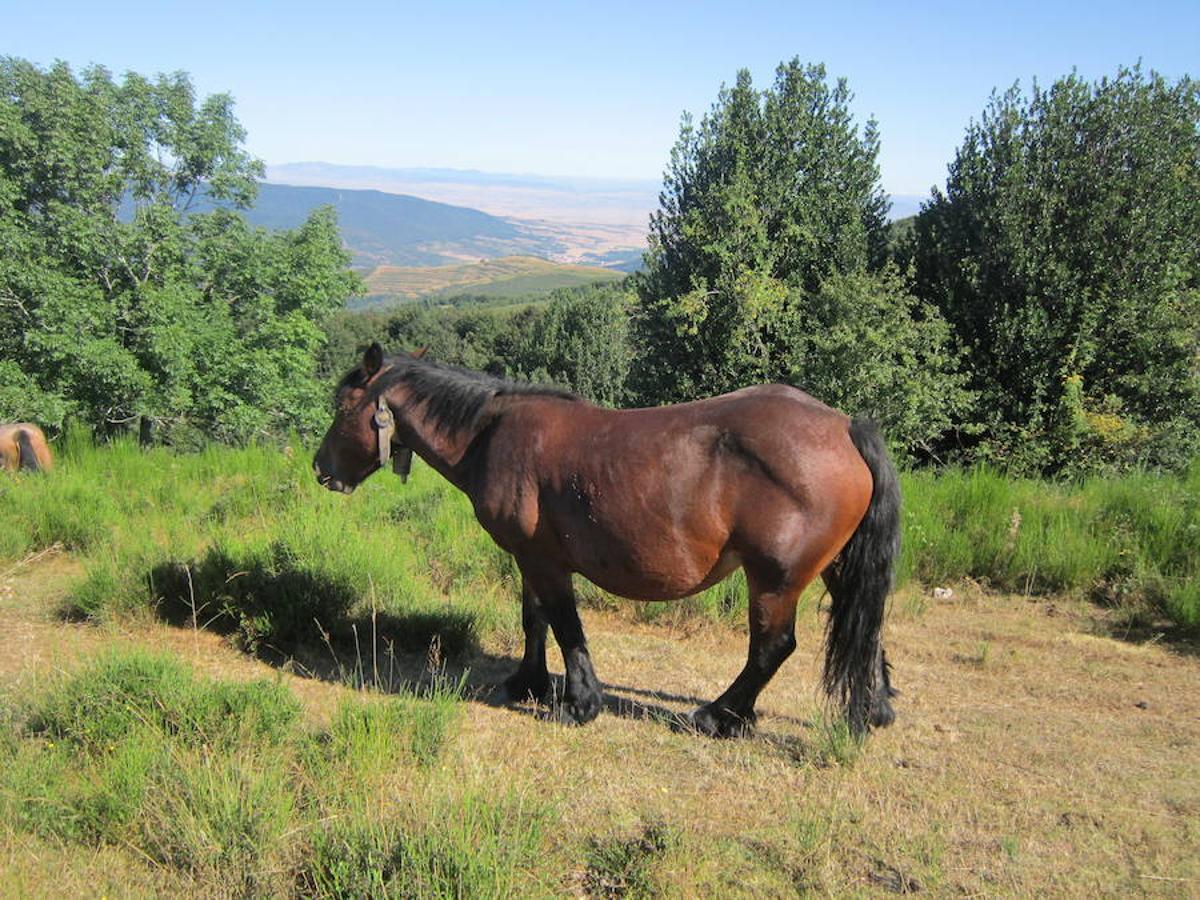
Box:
[1,435,1197,650]
[898,463,1200,627]
[301,788,551,898]
[0,648,551,896]
[27,649,301,753]
[1,429,519,660]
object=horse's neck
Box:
[384,386,484,490]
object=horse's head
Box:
[314,343,420,494]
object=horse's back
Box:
[500,385,867,515]
[610,384,865,499]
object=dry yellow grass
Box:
[2,557,1197,896]
[363,255,623,301]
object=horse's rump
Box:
[0,424,53,472]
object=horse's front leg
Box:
[520,562,603,725]
[502,577,551,703]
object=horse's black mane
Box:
[352,354,579,435]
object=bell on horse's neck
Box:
[393,446,414,483]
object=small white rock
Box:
[932,587,954,600]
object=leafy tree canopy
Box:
[908,65,1200,473]
[0,58,360,444]
[321,281,633,408]
[642,60,888,304]
[630,59,968,453]
[506,283,632,407]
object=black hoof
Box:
[869,697,896,729]
[691,703,756,739]
[502,670,551,705]
[554,691,602,726]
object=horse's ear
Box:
[363,342,384,379]
[411,347,428,359]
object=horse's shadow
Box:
[267,631,708,734]
[140,555,825,754]
[259,623,829,759]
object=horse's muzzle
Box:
[313,460,355,495]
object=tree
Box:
[0,58,359,443]
[631,59,968,454]
[320,282,634,407]
[632,60,892,402]
[909,66,1200,472]
[788,267,972,456]
[509,282,633,406]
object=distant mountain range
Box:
[266,163,655,272]
[268,162,926,222]
[167,167,924,295]
[237,183,570,268]
[268,162,660,197]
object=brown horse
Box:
[0,423,53,473]
[314,344,900,737]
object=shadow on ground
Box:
[137,553,828,760]
[1089,606,1200,660]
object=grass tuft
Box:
[26,650,300,752]
[301,789,551,898]
[585,822,679,898]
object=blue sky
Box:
[5,1,1196,195]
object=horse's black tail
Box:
[822,418,901,737]
[16,429,43,472]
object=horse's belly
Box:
[574,544,740,602]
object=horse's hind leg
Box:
[693,567,803,738]
[520,562,603,725]
[503,577,552,703]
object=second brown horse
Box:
[0,423,53,473]
[314,345,900,737]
